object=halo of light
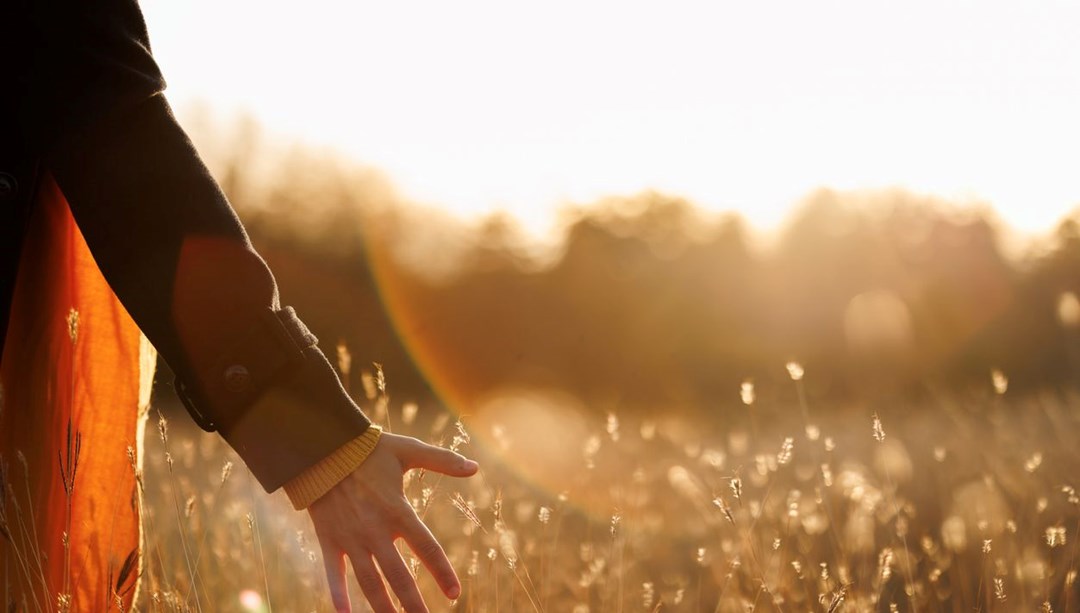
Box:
[239,589,265,612]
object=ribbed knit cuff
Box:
[283,425,383,509]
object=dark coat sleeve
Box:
[19,0,373,492]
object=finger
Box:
[399,438,479,477]
[401,510,461,600]
[350,551,397,613]
[374,544,428,613]
[320,543,351,612]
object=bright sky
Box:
[141,0,1080,237]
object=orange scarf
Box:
[0,172,154,610]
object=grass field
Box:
[135,367,1080,612]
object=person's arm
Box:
[47,93,372,491]
[47,94,479,613]
[22,2,479,609]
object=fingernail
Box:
[463,459,479,471]
[449,585,461,599]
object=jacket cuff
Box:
[174,306,315,433]
[283,425,383,509]
[218,342,373,492]
[174,305,373,492]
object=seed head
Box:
[641,581,655,609]
[450,419,470,453]
[740,380,755,405]
[451,493,483,530]
[402,402,418,425]
[878,548,894,581]
[606,412,620,442]
[821,463,834,487]
[335,340,352,378]
[871,413,885,442]
[786,489,801,518]
[468,550,479,576]
[825,584,847,613]
[991,369,1008,395]
[373,362,386,395]
[1046,526,1067,548]
[1025,452,1043,472]
[1062,485,1079,506]
[713,496,735,524]
[730,476,743,503]
[777,437,794,465]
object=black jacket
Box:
[1,0,371,492]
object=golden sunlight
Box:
[14,2,1080,611]
[141,0,1080,237]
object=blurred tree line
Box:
[184,114,1080,413]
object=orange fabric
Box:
[0,173,154,611]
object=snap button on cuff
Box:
[223,364,251,393]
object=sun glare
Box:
[141,0,1080,237]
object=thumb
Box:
[399,438,479,476]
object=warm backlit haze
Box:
[136,0,1080,412]
[68,4,1080,611]
[141,0,1080,237]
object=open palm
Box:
[309,432,479,613]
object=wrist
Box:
[283,425,384,509]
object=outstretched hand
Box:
[308,432,480,613]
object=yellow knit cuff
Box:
[283,425,383,510]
